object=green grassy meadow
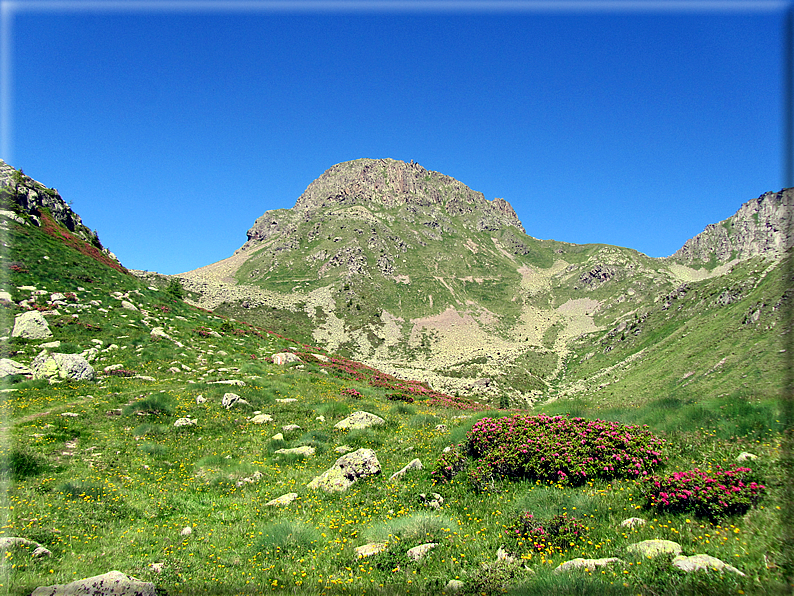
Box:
[0,212,790,595]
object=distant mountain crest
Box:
[241,158,525,252]
[669,188,793,266]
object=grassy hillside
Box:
[0,194,789,595]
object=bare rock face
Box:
[669,188,793,264]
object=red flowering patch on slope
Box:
[39,211,128,274]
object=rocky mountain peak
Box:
[240,158,525,251]
[668,187,793,266]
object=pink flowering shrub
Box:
[643,465,765,520]
[341,388,362,399]
[505,512,587,552]
[466,414,667,487]
[430,444,469,484]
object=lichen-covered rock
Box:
[334,411,385,430]
[672,554,745,576]
[222,392,249,409]
[173,417,197,427]
[275,446,315,457]
[265,493,299,507]
[12,310,52,339]
[355,542,388,558]
[627,539,682,558]
[736,452,758,462]
[31,350,95,381]
[0,358,33,378]
[407,542,438,561]
[307,448,381,492]
[30,570,156,596]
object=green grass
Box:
[0,188,788,595]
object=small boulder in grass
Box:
[407,542,438,561]
[736,452,758,462]
[554,557,624,573]
[672,554,746,576]
[619,517,646,529]
[265,493,299,507]
[180,526,193,537]
[222,393,249,409]
[334,411,385,430]
[355,542,388,558]
[627,539,682,558]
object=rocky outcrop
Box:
[669,188,793,265]
[0,160,100,245]
[238,158,525,254]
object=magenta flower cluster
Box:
[505,512,587,552]
[466,414,667,486]
[643,465,765,520]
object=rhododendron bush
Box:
[643,465,765,520]
[466,414,667,487]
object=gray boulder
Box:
[407,542,438,561]
[222,392,249,409]
[11,310,52,339]
[31,570,156,596]
[31,350,95,381]
[307,448,381,492]
[275,446,315,457]
[265,493,299,507]
[0,358,33,378]
[389,458,423,481]
[334,411,385,430]
[627,539,682,558]
[272,352,302,365]
[672,554,746,576]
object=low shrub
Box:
[642,465,765,520]
[430,444,469,484]
[466,414,667,487]
[505,512,587,553]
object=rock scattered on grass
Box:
[627,539,682,558]
[389,458,423,481]
[265,493,299,507]
[672,554,745,576]
[307,448,381,492]
[554,557,624,573]
[334,411,385,430]
[12,310,53,339]
[275,446,315,457]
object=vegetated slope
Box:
[180,158,792,411]
[0,162,787,596]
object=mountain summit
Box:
[178,159,789,408]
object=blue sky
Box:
[2,1,788,274]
